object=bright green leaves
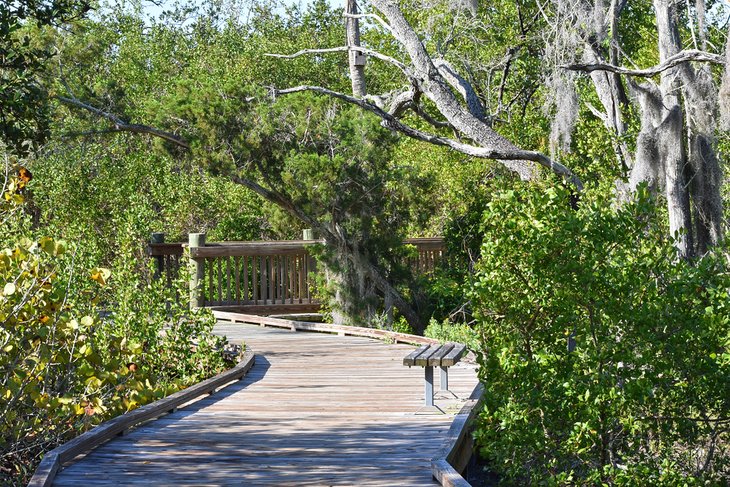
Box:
[471,183,730,484]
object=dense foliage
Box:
[0,152,233,485]
[1,0,730,484]
[0,1,91,152]
[471,183,730,484]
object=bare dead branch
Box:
[57,96,190,149]
[563,49,724,77]
[387,88,418,117]
[433,58,487,121]
[412,105,452,129]
[59,128,128,138]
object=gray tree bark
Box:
[654,0,694,258]
[569,0,724,259]
[346,0,366,97]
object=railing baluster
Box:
[259,256,266,303]
[226,256,232,305]
[208,258,215,306]
[289,255,297,304]
[243,255,249,302]
[268,255,276,304]
[252,256,258,305]
[234,256,241,304]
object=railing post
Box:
[150,232,165,280]
[189,233,206,309]
[302,229,317,302]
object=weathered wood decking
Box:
[51,322,479,486]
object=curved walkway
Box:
[52,322,479,486]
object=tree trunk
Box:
[650,0,694,258]
[346,0,366,97]
[681,67,723,254]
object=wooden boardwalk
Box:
[52,323,479,486]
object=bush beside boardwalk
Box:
[0,166,232,485]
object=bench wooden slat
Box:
[415,344,443,367]
[441,344,467,366]
[403,344,430,366]
[428,343,455,367]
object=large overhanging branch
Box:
[57,95,189,149]
[368,0,572,184]
[266,0,582,188]
[563,49,724,77]
[273,85,582,189]
[433,58,487,121]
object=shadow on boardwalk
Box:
[52,324,478,486]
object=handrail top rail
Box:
[150,237,444,247]
[149,237,445,258]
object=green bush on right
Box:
[470,182,730,485]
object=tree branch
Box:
[563,49,724,77]
[433,58,488,121]
[56,96,189,149]
[273,85,582,189]
[412,105,452,129]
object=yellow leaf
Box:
[54,240,67,255]
[89,267,111,286]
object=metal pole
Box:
[440,366,449,392]
[424,366,434,407]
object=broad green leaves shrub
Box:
[0,162,230,485]
[471,183,730,485]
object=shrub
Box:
[0,160,230,485]
[471,183,730,485]
[424,318,479,350]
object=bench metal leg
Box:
[424,366,434,407]
[440,366,449,391]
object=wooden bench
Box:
[403,343,467,408]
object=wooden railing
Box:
[405,237,446,274]
[148,234,446,314]
[192,240,318,310]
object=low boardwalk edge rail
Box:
[28,349,256,487]
[431,383,485,487]
[213,310,439,346]
[213,310,483,486]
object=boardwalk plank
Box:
[52,323,478,486]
